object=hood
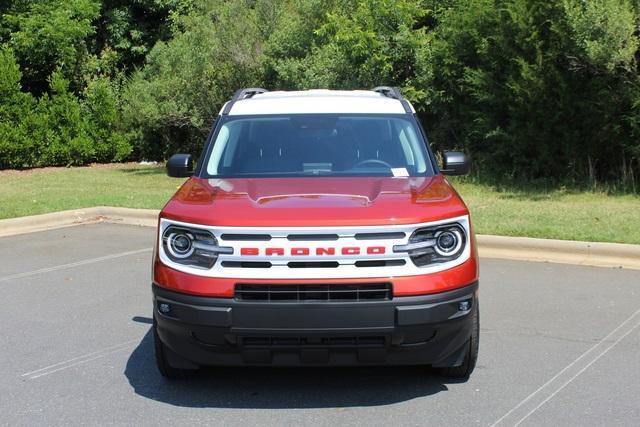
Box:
[161,175,469,227]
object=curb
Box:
[476,235,640,270]
[0,206,158,237]
[1,207,639,270]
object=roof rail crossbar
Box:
[222,87,268,115]
[372,86,413,114]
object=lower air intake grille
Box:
[235,283,392,302]
[241,336,387,348]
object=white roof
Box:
[222,89,415,115]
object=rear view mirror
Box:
[167,154,193,178]
[441,151,471,176]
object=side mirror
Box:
[441,151,471,176]
[167,154,193,177]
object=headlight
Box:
[393,223,466,266]
[161,225,232,269]
[434,228,463,256]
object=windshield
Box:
[203,114,434,178]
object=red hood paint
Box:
[161,175,469,227]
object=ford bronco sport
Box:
[153,87,479,379]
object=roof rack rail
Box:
[372,86,402,99]
[221,87,268,115]
[372,86,413,113]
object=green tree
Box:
[0,0,638,187]
[415,0,640,186]
[0,47,38,168]
[91,0,194,76]
[3,0,101,94]
[563,0,638,72]
[123,0,274,159]
[265,0,427,90]
[83,76,132,162]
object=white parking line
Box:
[21,339,140,380]
[491,307,640,426]
[0,248,152,283]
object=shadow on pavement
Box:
[125,328,457,409]
[131,316,153,325]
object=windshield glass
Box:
[203,114,434,178]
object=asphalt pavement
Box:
[1,223,639,426]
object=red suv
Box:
[153,87,479,379]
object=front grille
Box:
[241,336,387,348]
[221,260,405,269]
[235,283,392,302]
[354,259,405,267]
[221,261,272,268]
[220,233,271,241]
[287,234,338,241]
[354,232,406,240]
[287,261,339,268]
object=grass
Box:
[1,164,639,244]
[450,178,640,244]
[0,164,185,219]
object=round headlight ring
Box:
[434,229,463,256]
[166,231,194,259]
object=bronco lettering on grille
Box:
[239,246,386,256]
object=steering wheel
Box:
[352,159,392,169]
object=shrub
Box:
[414,0,640,186]
[1,0,639,189]
[0,47,39,168]
[83,76,132,162]
[0,48,131,168]
[122,1,269,160]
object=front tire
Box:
[437,302,479,379]
[153,318,198,379]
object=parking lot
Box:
[1,223,639,426]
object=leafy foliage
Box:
[0,48,129,168]
[2,0,101,94]
[122,1,270,159]
[415,0,640,188]
[0,0,639,190]
[0,0,185,168]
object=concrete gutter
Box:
[1,207,639,270]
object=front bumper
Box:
[153,281,478,367]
